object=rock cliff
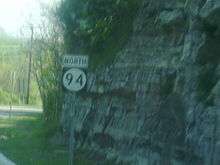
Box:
[61,0,220,164]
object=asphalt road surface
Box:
[0,106,42,118]
[0,153,15,165]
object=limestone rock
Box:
[61,0,220,164]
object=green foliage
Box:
[0,88,19,105]
[0,33,41,106]
[0,32,20,45]
[0,114,69,165]
[0,113,113,165]
[58,0,142,67]
[33,28,63,122]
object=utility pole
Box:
[26,25,34,105]
[9,71,15,118]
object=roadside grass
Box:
[0,113,95,165]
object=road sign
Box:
[63,55,89,68]
[63,68,87,92]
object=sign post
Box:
[62,55,89,165]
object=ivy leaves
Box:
[58,0,141,66]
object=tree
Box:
[33,8,64,121]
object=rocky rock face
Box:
[61,0,220,164]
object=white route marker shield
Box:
[63,68,87,92]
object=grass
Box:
[0,89,20,105]
[0,112,110,165]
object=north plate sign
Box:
[63,55,89,68]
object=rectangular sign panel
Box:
[63,55,89,68]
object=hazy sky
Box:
[0,0,59,35]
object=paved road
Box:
[0,153,15,165]
[0,106,42,118]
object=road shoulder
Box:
[0,153,15,165]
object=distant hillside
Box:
[0,28,20,45]
[0,26,7,37]
[0,26,5,33]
